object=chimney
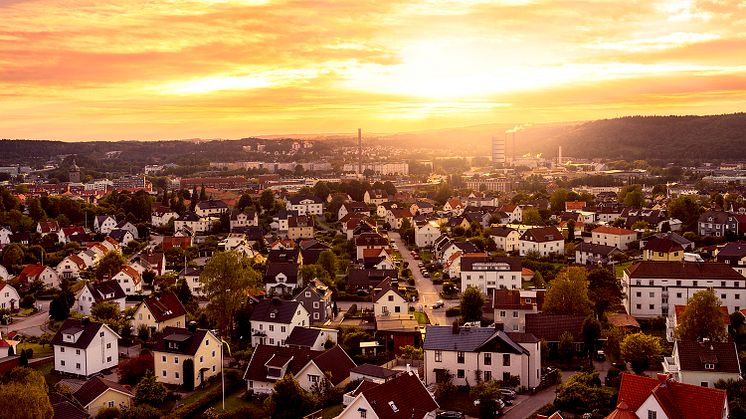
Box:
[187,321,197,333]
[452,321,460,334]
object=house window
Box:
[435,351,442,362]
[457,352,465,364]
[457,369,465,378]
[484,353,491,365]
[503,354,510,366]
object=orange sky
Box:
[2,0,746,140]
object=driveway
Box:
[388,232,450,326]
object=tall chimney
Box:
[357,128,362,177]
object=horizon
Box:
[3,1,746,141]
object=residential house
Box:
[0,282,20,312]
[294,345,356,392]
[609,373,728,419]
[373,278,408,318]
[575,242,622,265]
[386,208,414,230]
[622,261,745,318]
[294,281,333,324]
[111,266,142,295]
[519,227,564,257]
[250,298,310,347]
[287,215,314,240]
[492,289,545,332]
[52,319,120,377]
[286,196,324,216]
[338,202,370,221]
[285,326,339,351]
[698,210,739,238]
[195,199,229,217]
[16,264,60,289]
[662,340,741,387]
[93,216,117,234]
[460,255,522,295]
[525,313,585,354]
[75,281,126,316]
[414,221,442,248]
[153,326,222,388]
[337,371,439,419]
[229,209,259,231]
[56,254,87,280]
[264,262,300,295]
[151,208,179,228]
[423,325,542,389]
[72,377,134,418]
[643,237,686,261]
[489,226,520,252]
[355,232,389,261]
[665,304,730,343]
[364,189,389,206]
[591,226,638,250]
[132,291,187,334]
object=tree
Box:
[587,267,623,319]
[0,367,53,419]
[542,267,592,317]
[559,331,575,364]
[620,332,662,374]
[118,352,155,385]
[676,289,728,342]
[134,369,167,406]
[95,251,127,281]
[201,251,261,336]
[260,189,275,212]
[268,374,316,419]
[566,219,575,241]
[522,207,543,225]
[460,286,485,323]
[317,250,338,278]
[582,316,602,363]
[554,370,614,413]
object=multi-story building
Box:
[460,255,521,295]
[622,261,745,318]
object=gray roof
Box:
[423,326,528,355]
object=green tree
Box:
[587,267,623,319]
[260,189,275,212]
[676,289,728,342]
[554,370,614,413]
[0,368,53,419]
[460,286,485,323]
[134,369,167,406]
[201,251,261,336]
[95,251,127,281]
[620,332,662,374]
[268,374,316,419]
[317,250,338,278]
[542,267,592,316]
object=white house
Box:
[0,282,20,312]
[591,226,638,250]
[286,196,324,216]
[75,281,126,316]
[111,266,142,295]
[489,226,520,253]
[373,278,408,318]
[250,299,310,347]
[460,255,522,295]
[415,221,441,248]
[52,319,120,377]
[519,227,564,257]
[662,340,741,388]
[94,215,117,235]
[423,325,542,390]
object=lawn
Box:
[413,311,429,325]
[17,342,54,358]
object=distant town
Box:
[2,132,746,419]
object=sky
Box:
[2,0,746,140]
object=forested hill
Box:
[537,113,746,160]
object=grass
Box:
[17,342,54,358]
[413,311,429,325]
[322,404,344,418]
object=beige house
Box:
[153,326,222,389]
[73,377,134,417]
[132,291,187,335]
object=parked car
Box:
[436,411,465,419]
[432,300,444,309]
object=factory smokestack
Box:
[357,128,362,176]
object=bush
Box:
[445,306,461,317]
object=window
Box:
[484,353,491,365]
[435,351,442,362]
[503,354,510,366]
[457,352,465,364]
[457,369,465,378]
[648,411,657,419]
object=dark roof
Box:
[285,327,322,348]
[73,377,133,407]
[520,227,563,243]
[87,280,125,302]
[524,314,585,341]
[675,340,741,374]
[243,344,321,383]
[310,345,356,385]
[642,237,684,253]
[250,299,303,324]
[361,372,439,419]
[625,261,743,280]
[153,327,211,356]
[264,262,299,284]
[575,242,621,256]
[51,319,112,349]
[142,291,187,323]
[348,269,398,289]
[423,326,528,354]
[350,364,400,379]
[461,255,521,272]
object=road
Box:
[3,299,51,337]
[388,232,452,326]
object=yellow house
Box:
[642,237,685,261]
[153,326,222,389]
[72,377,133,417]
[132,291,187,335]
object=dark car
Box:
[436,411,465,419]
